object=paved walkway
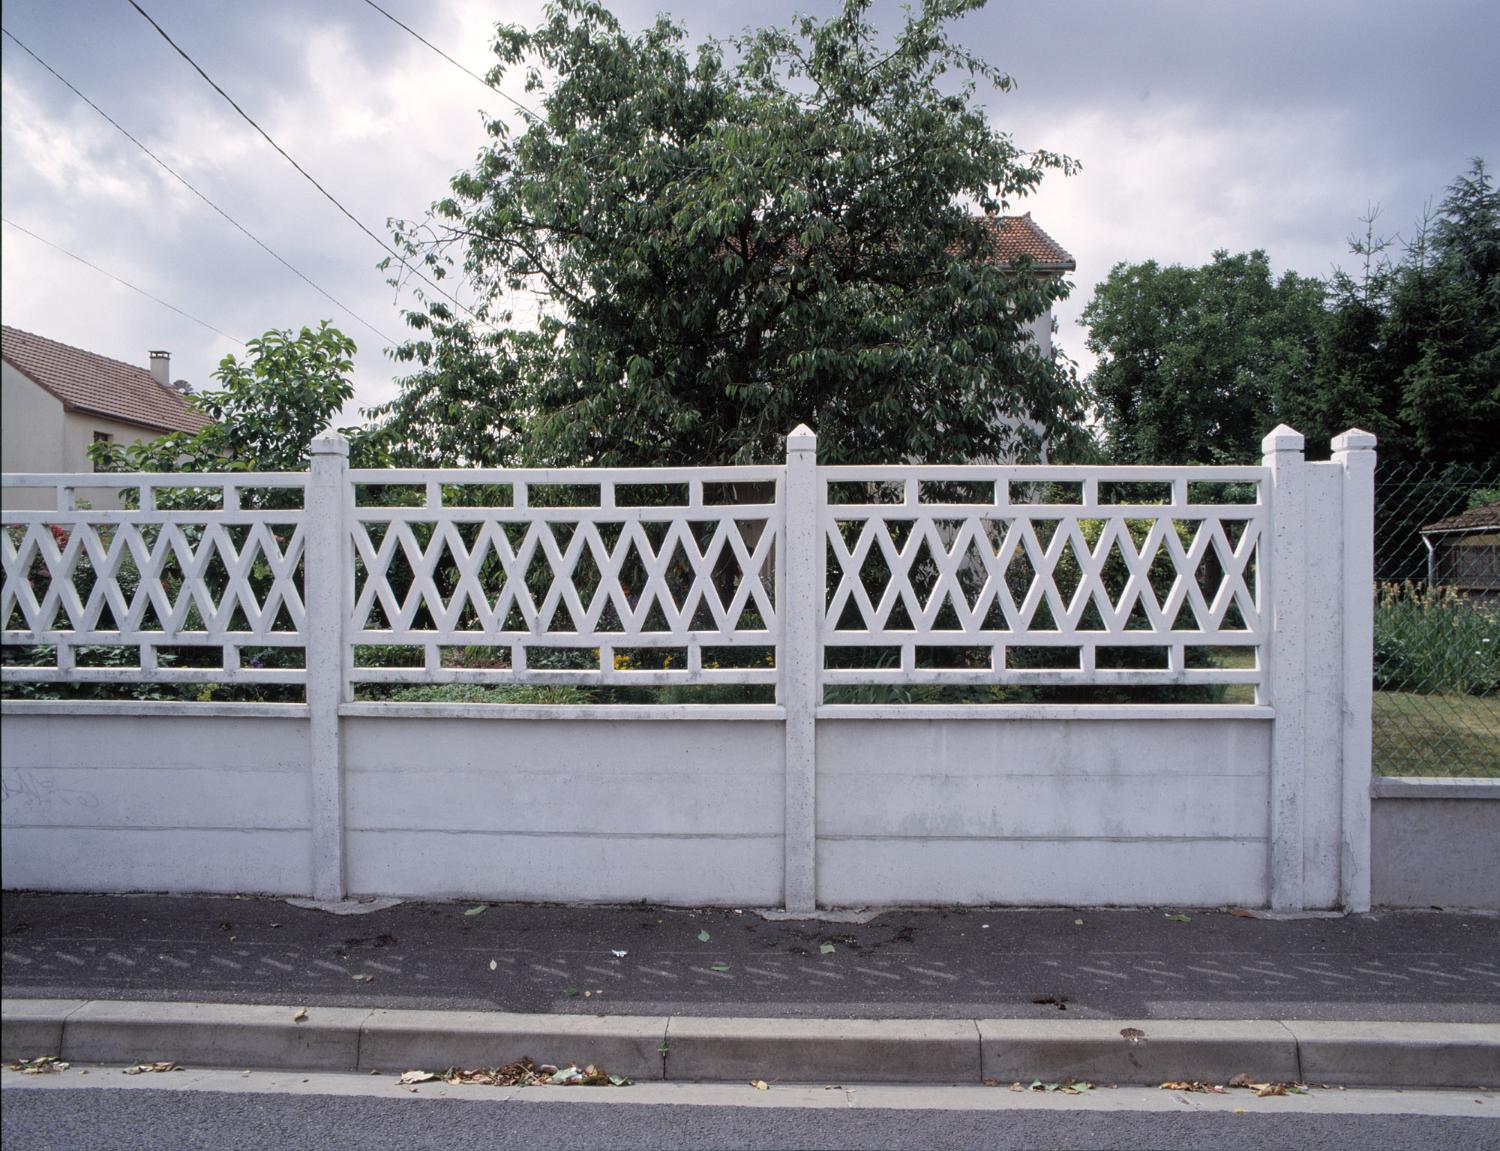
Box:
[4,894,1497,1022]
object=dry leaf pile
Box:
[7,1056,69,1074]
[399,1057,632,1089]
[123,1061,182,1075]
[1162,1074,1314,1097]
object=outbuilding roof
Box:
[1,325,210,435]
[1421,499,1500,535]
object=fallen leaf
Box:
[1009,1082,1024,1092]
[1228,1073,1255,1087]
[489,960,497,971]
[1164,913,1192,924]
[353,974,374,983]
[711,963,731,972]
[464,905,488,917]
[1120,1027,1147,1044]
[1074,918,1085,926]
[820,942,837,955]
[981,1077,1000,1087]
[564,987,580,998]
[399,1070,436,1085]
[1231,909,1256,919]
[697,930,711,942]
[292,1007,308,1023]
[751,1079,769,1091]
[1233,1108,1249,1114]
[612,950,628,958]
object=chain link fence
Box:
[1373,459,1500,777]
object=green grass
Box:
[1373,690,1500,777]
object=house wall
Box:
[1,362,181,510]
[1,364,65,510]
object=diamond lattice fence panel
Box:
[2,475,309,696]
[346,468,782,687]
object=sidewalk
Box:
[4,893,1498,1088]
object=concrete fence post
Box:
[1333,428,1377,912]
[1262,424,1307,911]
[306,433,350,901]
[782,425,819,912]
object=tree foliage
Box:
[1084,159,1500,465]
[90,322,357,473]
[367,0,1085,466]
[1081,252,1323,464]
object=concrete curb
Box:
[3,1000,1497,1088]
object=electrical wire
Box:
[358,0,541,122]
[1,27,397,347]
[124,0,481,322]
[2,217,245,344]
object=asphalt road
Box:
[4,893,1498,1020]
[4,1087,1497,1151]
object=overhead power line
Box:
[124,0,481,323]
[1,27,396,347]
[358,0,541,122]
[2,216,245,344]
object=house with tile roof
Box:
[1,325,211,508]
[975,213,1075,359]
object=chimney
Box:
[149,350,171,388]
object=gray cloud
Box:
[3,0,1496,417]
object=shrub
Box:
[1373,582,1499,695]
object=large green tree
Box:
[1081,251,1325,464]
[367,0,1085,467]
[1083,159,1500,465]
[90,321,357,473]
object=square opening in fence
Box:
[1096,481,1173,506]
[1095,645,1170,670]
[1184,645,1258,672]
[439,483,515,508]
[614,482,691,508]
[353,645,425,668]
[233,485,306,510]
[524,483,602,509]
[914,646,993,670]
[823,645,903,670]
[525,646,601,671]
[826,480,905,506]
[1008,480,1083,506]
[1187,480,1260,505]
[354,483,427,508]
[1005,645,1082,671]
[611,647,689,672]
[698,646,775,671]
[917,480,994,506]
[237,646,306,670]
[439,645,510,670]
[700,481,778,507]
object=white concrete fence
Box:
[2,426,1383,912]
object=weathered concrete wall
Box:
[1371,778,1500,909]
[341,710,786,905]
[0,705,314,894]
[814,714,1273,907]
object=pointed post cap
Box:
[786,424,817,453]
[1260,424,1305,455]
[310,431,349,457]
[1331,428,1377,453]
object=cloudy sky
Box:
[3,0,1497,423]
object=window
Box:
[92,431,113,472]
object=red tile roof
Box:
[1422,499,1500,535]
[976,213,1075,270]
[1,325,210,434]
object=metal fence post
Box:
[783,425,819,912]
[1263,424,1307,911]
[307,433,349,901]
[1333,429,1377,912]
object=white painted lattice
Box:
[347,468,782,686]
[819,466,1267,690]
[1,474,309,685]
